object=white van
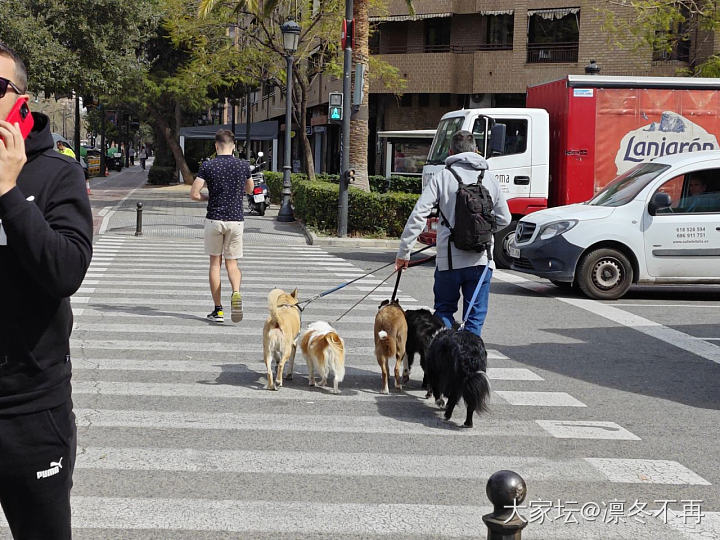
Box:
[511,151,720,299]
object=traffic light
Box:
[328,92,343,123]
[342,168,355,185]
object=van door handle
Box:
[514,176,530,185]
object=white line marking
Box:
[495,391,587,407]
[97,206,111,217]
[77,446,604,481]
[613,303,720,308]
[494,270,720,366]
[536,420,640,440]
[585,458,710,485]
[98,184,144,235]
[73,408,548,437]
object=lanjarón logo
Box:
[615,111,718,175]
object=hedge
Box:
[262,172,419,237]
[264,171,421,197]
[147,166,177,185]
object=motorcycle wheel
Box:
[258,203,266,216]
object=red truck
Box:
[420,75,720,267]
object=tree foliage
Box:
[602,0,720,73]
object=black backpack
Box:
[438,165,496,269]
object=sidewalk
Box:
[91,165,404,248]
[94,167,309,246]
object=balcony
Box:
[526,42,579,63]
[378,42,513,54]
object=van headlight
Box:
[538,220,578,240]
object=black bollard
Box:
[135,202,143,236]
[482,470,528,540]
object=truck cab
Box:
[419,108,550,267]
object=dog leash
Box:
[458,264,491,331]
[334,269,399,323]
[390,268,403,302]
[296,244,436,311]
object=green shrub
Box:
[147,166,177,185]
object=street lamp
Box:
[277,17,301,222]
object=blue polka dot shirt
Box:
[198,156,251,221]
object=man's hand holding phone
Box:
[0,119,28,197]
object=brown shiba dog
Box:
[374,299,408,394]
[297,321,346,394]
[263,288,301,390]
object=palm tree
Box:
[350,0,413,191]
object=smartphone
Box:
[3,97,34,139]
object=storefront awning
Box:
[180,121,278,141]
[369,12,451,23]
[527,7,579,19]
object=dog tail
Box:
[267,289,290,322]
[463,370,491,415]
[377,330,388,340]
[325,332,345,382]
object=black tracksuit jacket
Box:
[0,112,93,415]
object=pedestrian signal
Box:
[328,92,343,123]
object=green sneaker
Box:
[231,291,243,322]
[207,307,224,323]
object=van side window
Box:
[655,168,720,214]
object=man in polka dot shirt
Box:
[191,129,253,323]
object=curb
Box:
[298,221,402,248]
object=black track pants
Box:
[0,400,76,539]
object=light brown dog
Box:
[263,288,301,390]
[297,321,346,394]
[374,299,408,394]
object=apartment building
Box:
[236,1,717,175]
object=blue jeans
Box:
[433,265,493,337]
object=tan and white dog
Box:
[297,321,346,394]
[374,299,408,394]
[263,288,301,390]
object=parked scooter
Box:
[247,152,269,216]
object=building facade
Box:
[232,1,717,175]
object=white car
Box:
[511,151,720,299]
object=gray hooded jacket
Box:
[397,152,511,271]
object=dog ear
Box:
[291,288,298,299]
[378,299,389,309]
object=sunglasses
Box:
[0,76,23,99]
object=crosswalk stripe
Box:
[73,408,549,437]
[70,297,388,309]
[87,261,358,268]
[70,358,531,379]
[73,309,376,324]
[70,340,379,355]
[73,288,416,302]
[70,381,562,407]
[76,446,605,481]
[83,271,369,279]
[80,279,385,287]
[2,497,492,536]
[495,391,587,407]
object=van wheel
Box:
[577,248,633,300]
[493,221,517,269]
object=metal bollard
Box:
[135,202,143,236]
[482,470,528,540]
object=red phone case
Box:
[4,97,34,139]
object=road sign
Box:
[329,92,343,123]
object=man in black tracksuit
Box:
[0,44,92,539]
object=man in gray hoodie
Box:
[395,130,511,336]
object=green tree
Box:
[603,1,720,74]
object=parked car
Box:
[510,151,720,300]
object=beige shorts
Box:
[204,219,244,259]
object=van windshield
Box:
[426,117,464,164]
[587,163,670,207]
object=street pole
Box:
[125,112,130,168]
[74,93,81,164]
[277,54,295,222]
[337,0,353,237]
[245,87,252,157]
[230,101,236,143]
[99,104,106,175]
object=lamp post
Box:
[277,17,301,223]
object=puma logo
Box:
[37,457,64,479]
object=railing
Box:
[526,42,579,63]
[379,42,513,54]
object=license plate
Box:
[253,194,265,202]
[508,239,520,259]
